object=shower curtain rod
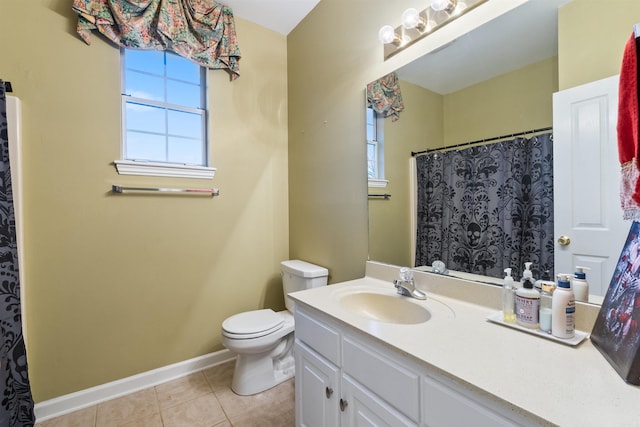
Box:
[411,126,552,157]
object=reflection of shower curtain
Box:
[0,82,34,426]
[415,133,554,280]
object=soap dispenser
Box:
[502,268,516,323]
[572,266,590,302]
[520,262,535,289]
[515,271,540,329]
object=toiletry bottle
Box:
[520,262,535,289]
[515,273,540,329]
[572,266,590,302]
[502,268,516,323]
[552,274,575,339]
[539,281,554,333]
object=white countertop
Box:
[289,262,640,427]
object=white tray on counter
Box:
[486,311,589,346]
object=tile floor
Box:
[35,360,295,427]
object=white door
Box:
[553,75,629,298]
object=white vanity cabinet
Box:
[294,306,417,427]
[294,304,542,427]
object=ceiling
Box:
[220,0,321,35]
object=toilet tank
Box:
[281,260,328,312]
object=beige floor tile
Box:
[216,379,294,421]
[96,388,159,427]
[40,360,295,427]
[118,413,163,427]
[155,372,213,410]
[202,361,235,394]
[36,406,97,427]
[160,393,228,427]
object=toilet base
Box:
[231,334,295,395]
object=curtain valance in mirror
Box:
[366,72,404,121]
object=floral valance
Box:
[72,0,241,80]
[366,72,404,121]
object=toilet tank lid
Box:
[281,260,328,278]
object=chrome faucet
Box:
[393,267,426,300]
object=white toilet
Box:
[221,260,328,395]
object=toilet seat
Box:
[222,309,284,339]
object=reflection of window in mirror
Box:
[367,106,388,188]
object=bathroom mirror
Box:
[367,0,607,305]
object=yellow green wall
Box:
[559,0,640,90]
[1,1,289,401]
[443,56,557,146]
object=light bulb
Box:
[378,25,397,44]
[430,0,457,12]
[452,1,467,15]
[401,8,420,29]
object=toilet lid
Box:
[222,309,284,338]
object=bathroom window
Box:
[367,106,387,187]
[115,48,215,179]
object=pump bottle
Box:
[515,269,540,329]
[552,274,575,339]
[520,262,535,289]
[502,268,516,323]
[572,266,590,302]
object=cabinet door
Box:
[421,375,518,427]
[295,341,340,427]
[341,375,417,427]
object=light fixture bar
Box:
[380,0,487,60]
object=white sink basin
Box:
[339,292,431,324]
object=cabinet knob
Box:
[325,387,333,398]
[339,398,348,412]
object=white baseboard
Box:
[34,349,235,422]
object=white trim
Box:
[114,160,216,179]
[34,349,235,422]
[368,179,389,188]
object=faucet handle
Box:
[399,267,413,281]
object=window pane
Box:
[168,137,204,165]
[366,107,376,141]
[126,102,166,133]
[167,79,201,108]
[367,142,377,178]
[125,71,164,102]
[168,110,202,139]
[125,50,164,76]
[166,53,200,83]
[126,131,166,162]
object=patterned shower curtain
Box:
[415,133,554,280]
[0,82,34,427]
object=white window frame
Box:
[115,49,216,180]
[367,106,388,188]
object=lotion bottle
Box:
[502,268,516,323]
[552,274,575,339]
[515,273,540,329]
[572,266,590,302]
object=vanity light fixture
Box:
[378,0,486,60]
